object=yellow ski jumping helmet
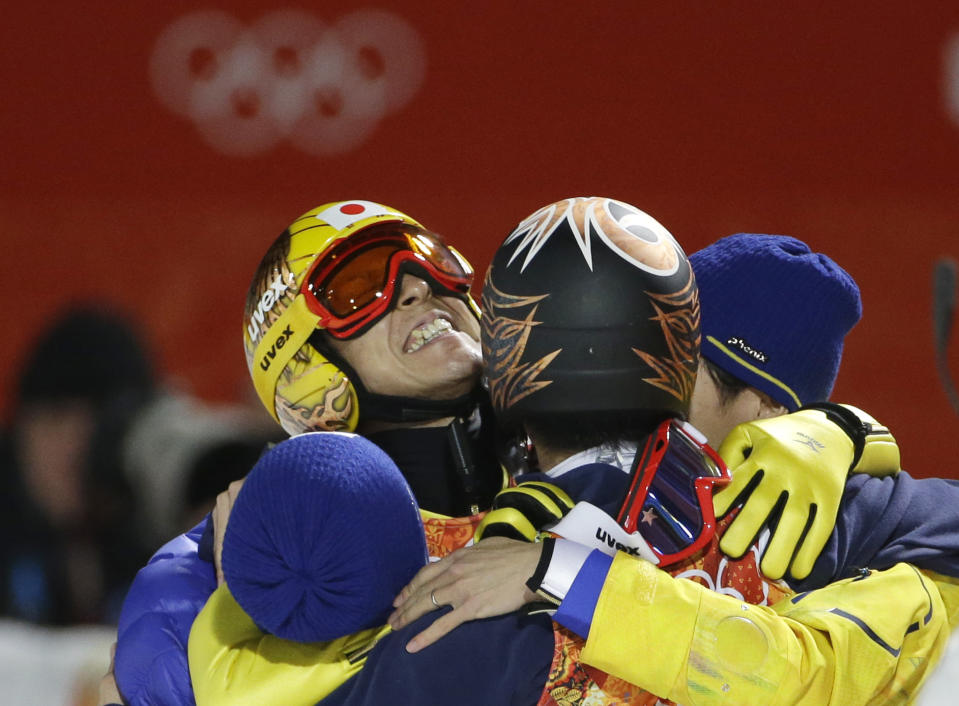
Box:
[243,200,480,435]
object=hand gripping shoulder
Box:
[799,402,900,476]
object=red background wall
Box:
[3,2,958,477]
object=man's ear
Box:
[755,390,788,420]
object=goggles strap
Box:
[447,418,483,515]
[251,296,319,422]
[550,502,661,564]
[359,388,479,424]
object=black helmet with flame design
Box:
[481,197,700,427]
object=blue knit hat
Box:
[689,234,861,411]
[221,431,427,642]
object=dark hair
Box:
[702,358,749,407]
[522,410,664,457]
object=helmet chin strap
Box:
[355,386,479,424]
[309,329,489,515]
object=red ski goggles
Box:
[302,222,474,339]
[617,419,730,567]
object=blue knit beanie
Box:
[689,234,861,411]
[222,431,427,642]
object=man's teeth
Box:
[407,318,454,352]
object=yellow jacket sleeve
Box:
[188,584,389,706]
[582,556,949,706]
[924,570,959,630]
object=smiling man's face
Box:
[325,274,482,402]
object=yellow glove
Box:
[714,403,901,582]
[836,404,900,476]
[474,482,574,542]
[714,408,852,581]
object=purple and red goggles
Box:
[302,222,475,339]
[616,419,730,567]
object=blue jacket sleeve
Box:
[795,471,959,592]
[115,517,217,706]
[322,607,553,706]
[552,550,613,638]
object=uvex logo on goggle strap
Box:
[548,503,660,565]
[594,527,649,557]
[259,325,296,371]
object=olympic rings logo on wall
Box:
[149,9,426,157]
